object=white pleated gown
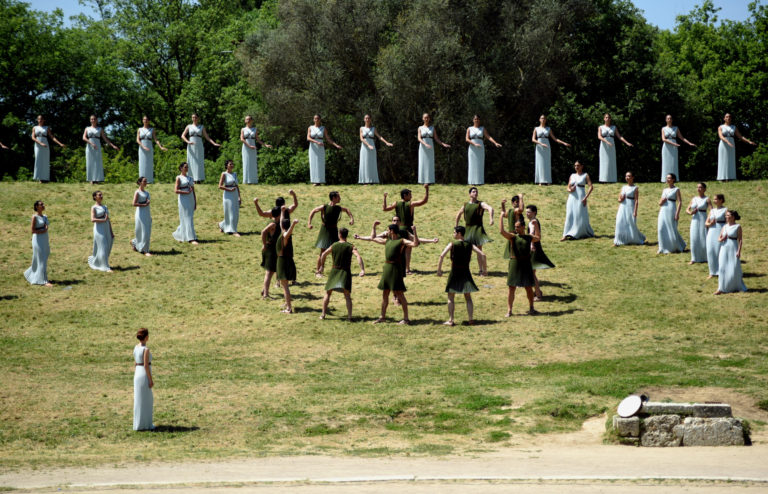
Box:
[534,127,552,184]
[85,127,104,182]
[717,125,737,180]
[242,127,259,184]
[131,190,152,253]
[689,196,708,263]
[138,128,155,183]
[24,215,50,284]
[717,224,746,293]
[186,124,205,182]
[418,126,435,184]
[657,187,686,254]
[598,125,617,183]
[614,185,645,245]
[706,207,727,276]
[562,173,594,239]
[358,127,379,184]
[33,126,50,181]
[660,126,678,182]
[133,344,154,431]
[309,125,326,184]
[467,126,485,185]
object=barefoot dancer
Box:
[437,226,485,326]
[318,228,365,320]
[500,219,537,316]
[383,184,430,274]
[371,224,420,324]
[254,190,298,220]
[454,187,493,275]
[276,207,299,313]
[259,207,280,298]
[500,193,524,259]
[525,205,555,301]
[308,191,354,276]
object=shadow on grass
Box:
[290,281,314,287]
[485,271,507,277]
[151,425,199,433]
[409,300,444,306]
[746,288,768,293]
[234,231,260,237]
[644,241,659,246]
[0,294,19,301]
[743,272,763,278]
[538,308,582,316]
[538,280,571,289]
[292,306,321,313]
[195,239,222,244]
[112,265,140,272]
[51,279,85,285]
[541,293,577,303]
[151,249,182,256]
[404,318,450,325]
[291,292,321,300]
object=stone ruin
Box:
[612,401,749,446]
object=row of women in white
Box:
[28,112,757,185]
[24,159,746,296]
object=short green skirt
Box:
[315,226,338,250]
[465,225,492,246]
[276,256,296,281]
[377,263,406,291]
[260,246,277,272]
[325,268,352,292]
[445,266,478,294]
[507,257,534,287]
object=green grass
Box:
[1,180,767,468]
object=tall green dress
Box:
[260,222,279,272]
[276,232,296,281]
[463,202,492,246]
[315,204,342,249]
[395,200,414,233]
[507,234,535,287]
[529,219,555,269]
[445,240,478,294]
[377,238,406,291]
[503,208,522,258]
[325,241,354,292]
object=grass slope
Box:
[1,180,767,467]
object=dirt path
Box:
[4,416,768,493]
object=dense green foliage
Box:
[1,0,766,183]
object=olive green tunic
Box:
[503,209,522,258]
[260,222,279,272]
[463,202,492,246]
[315,204,341,249]
[396,200,414,233]
[445,240,479,294]
[507,234,535,287]
[276,232,296,281]
[325,241,354,292]
[377,238,406,291]
[529,219,555,269]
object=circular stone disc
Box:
[617,395,643,418]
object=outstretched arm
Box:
[307,205,324,228]
[383,192,396,211]
[482,202,495,225]
[436,242,452,276]
[342,207,355,225]
[402,225,420,248]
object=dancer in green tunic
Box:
[437,226,486,326]
[500,193,524,259]
[371,224,420,324]
[276,207,299,313]
[383,184,430,274]
[525,204,555,301]
[454,187,494,276]
[318,228,365,320]
[254,189,298,220]
[259,207,281,299]
[308,191,354,277]
[500,218,537,316]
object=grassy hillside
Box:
[1,180,767,467]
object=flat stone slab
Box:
[640,402,732,418]
[612,415,640,437]
[682,417,745,446]
[640,415,683,447]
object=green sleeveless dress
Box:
[530,219,555,269]
[396,200,414,234]
[463,202,492,246]
[276,232,296,281]
[445,240,478,294]
[507,234,535,287]
[315,204,342,249]
[260,222,279,272]
[325,241,354,292]
[377,238,406,291]
[503,209,521,258]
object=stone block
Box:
[640,402,732,417]
[612,415,640,437]
[640,415,683,447]
[681,417,745,446]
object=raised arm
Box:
[402,225,420,248]
[307,205,324,228]
[383,192,396,211]
[499,214,514,240]
[261,222,275,247]
[282,219,299,245]
[411,184,429,207]
[288,190,298,213]
[253,198,272,218]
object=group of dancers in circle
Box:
[23,111,757,186]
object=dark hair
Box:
[526,204,538,214]
[715,194,725,202]
[137,176,145,185]
[90,114,97,120]
[92,190,102,200]
[224,159,234,168]
[388,224,398,233]
[281,218,291,230]
[191,112,199,118]
[178,162,188,171]
[314,114,321,120]
[728,209,741,221]
[698,182,707,190]
[626,170,634,177]
[511,195,520,204]
[454,225,466,236]
[472,114,480,120]
[270,207,281,218]
[468,186,478,194]
[136,328,149,340]
[275,197,286,208]
[339,227,349,239]
[667,173,677,181]
[33,200,44,211]
[574,160,583,167]
[515,220,525,228]
[400,188,411,199]
[329,191,340,201]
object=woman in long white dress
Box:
[660,114,695,182]
[532,114,570,185]
[657,173,686,254]
[705,193,726,278]
[31,115,66,182]
[24,200,53,286]
[597,113,632,183]
[88,190,114,271]
[83,115,119,184]
[307,114,342,185]
[136,116,167,184]
[561,161,594,240]
[613,171,645,246]
[685,182,711,264]
[417,113,450,184]
[466,115,502,185]
[172,162,198,244]
[240,115,272,184]
[131,177,152,256]
[218,159,241,236]
[715,210,746,294]
[359,114,393,184]
[133,328,154,431]
[717,113,756,181]
[181,113,220,183]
